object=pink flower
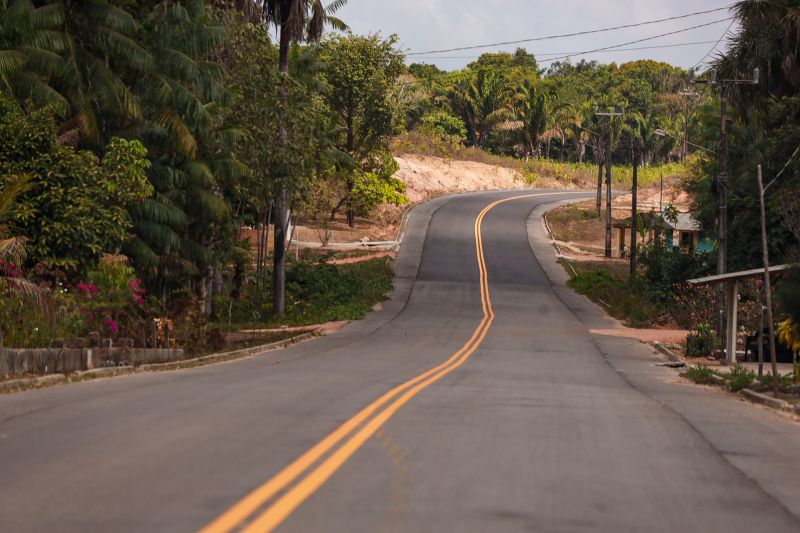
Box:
[106,318,118,335]
[129,278,146,305]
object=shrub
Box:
[682,365,718,385]
[419,110,467,146]
[726,364,756,392]
[638,241,713,303]
[686,323,715,356]
[566,268,664,327]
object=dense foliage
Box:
[1,0,797,352]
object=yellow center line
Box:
[199,192,566,533]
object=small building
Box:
[613,211,713,258]
[665,212,714,255]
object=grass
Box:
[224,256,395,330]
[682,365,720,385]
[565,262,665,328]
[546,204,600,242]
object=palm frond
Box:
[0,173,35,223]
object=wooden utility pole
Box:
[596,151,603,218]
[595,129,604,218]
[678,89,698,161]
[595,107,624,258]
[757,165,780,396]
[605,160,612,257]
[690,67,759,347]
[630,147,639,275]
[717,86,730,342]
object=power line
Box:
[398,19,732,89]
[693,18,737,70]
[537,18,733,65]
[406,5,734,56]
[409,40,719,61]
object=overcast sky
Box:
[333,1,739,71]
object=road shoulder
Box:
[527,199,800,523]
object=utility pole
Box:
[595,107,625,258]
[678,89,699,161]
[757,165,779,396]
[596,131,603,218]
[690,67,759,346]
[630,145,639,275]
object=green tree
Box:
[319,32,404,226]
[260,0,348,315]
[0,96,151,272]
[451,68,512,148]
[513,79,547,159]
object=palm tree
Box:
[1,1,155,144]
[513,79,547,160]
[451,69,512,148]
[0,1,70,118]
[719,1,800,112]
[260,0,347,315]
[0,172,50,349]
[128,1,242,313]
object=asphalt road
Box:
[2,190,800,533]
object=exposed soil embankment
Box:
[393,154,529,202]
[293,154,537,244]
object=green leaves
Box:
[0,96,150,273]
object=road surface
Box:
[2,190,800,533]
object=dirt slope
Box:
[394,154,529,202]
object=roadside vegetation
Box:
[0,1,797,376]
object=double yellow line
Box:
[199,193,559,533]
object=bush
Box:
[638,241,712,303]
[686,323,715,356]
[227,256,394,328]
[566,267,664,327]
[285,257,393,324]
[419,110,467,146]
[682,365,719,385]
[726,364,756,392]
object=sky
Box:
[333,1,740,72]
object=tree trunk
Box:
[330,195,347,221]
[345,105,356,228]
[272,25,291,316]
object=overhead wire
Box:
[692,18,737,70]
[537,18,733,65]
[406,5,734,56]
[409,40,720,61]
[396,18,734,89]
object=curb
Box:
[0,331,321,395]
[741,388,793,411]
[137,331,319,372]
[394,197,431,252]
[73,366,135,380]
[0,373,67,394]
[653,342,683,363]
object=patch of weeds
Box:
[566,268,664,327]
[725,364,756,392]
[681,365,719,385]
[686,324,715,357]
[282,257,393,325]
[755,372,796,393]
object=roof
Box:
[687,264,797,286]
[668,212,701,232]
[613,211,702,232]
